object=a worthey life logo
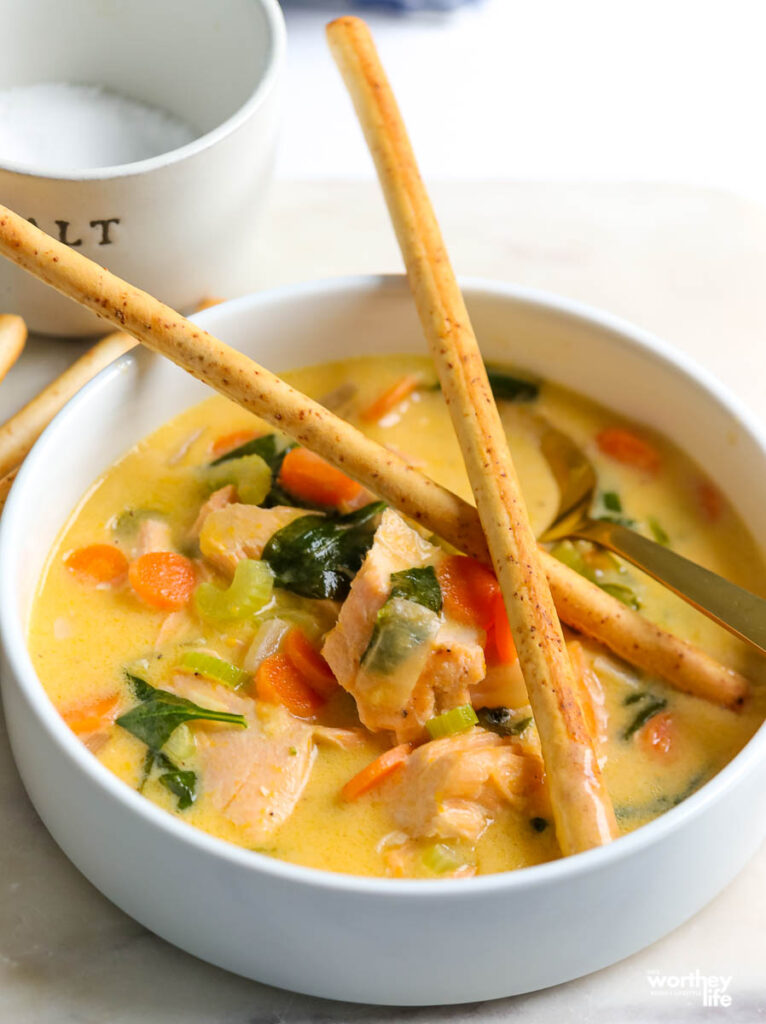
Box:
[647,969,733,1008]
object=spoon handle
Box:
[575,519,766,655]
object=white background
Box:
[278,0,766,200]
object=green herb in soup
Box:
[28,354,766,879]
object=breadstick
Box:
[0,330,136,480]
[0,204,748,713]
[327,16,618,854]
[0,314,26,383]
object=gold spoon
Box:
[534,414,766,656]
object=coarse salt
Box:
[0,82,197,173]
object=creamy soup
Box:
[28,355,766,878]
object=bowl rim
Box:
[2,272,765,898]
[0,0,285,182]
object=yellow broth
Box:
[28,355,766,877]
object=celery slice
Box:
[178,651,249,689]
[194,559,273,623]
[426,704,478,740]
[204,453,271,504]
[421,842,463,875]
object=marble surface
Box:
[1,182,765,1021]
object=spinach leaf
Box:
[118,674,247,751]
[477,707,532,737]
[262,501,386,600]
[158,763,197,810]
[430,366,539,402]
[210,432,295,472]
[623,694,667,740]
[389,566,442,613]
[141,749,197,811]
[363,598,440,675]
[485,367,539,402]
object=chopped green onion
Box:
[647,516,670,545]
[194,559,273,623]
[178,651,249,689]
[602,491,622,513]
[426,704,478,740]
[600,582,641,610]
[421,842,463,875]
[204,453,272,504]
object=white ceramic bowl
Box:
[0,0,285,336]
[1,276,765,1005]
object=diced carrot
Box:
[65,544,128,585]
[485,593,517,666]
[697,480,724,522]
[254,653,325,718]
[283,627,339,698]
[640,711,677,758]
[63,693,119,735]
[278,447,363,508]
[210,429,259,458]
[359,374,421,423]
[437,554,500,629]
[128,552,196,610]
[341,743,412,800]
[596,427,660,473]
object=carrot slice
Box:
[596,427,660,473]
[640,710,677,758]
[278,446,363,507]
[485,593,517,666]
[341,743,412,800]
[283,627,339,698]
[63,693,119,735]
[65,544,128,585]
[128,552,196,610]
[359,374,421,423]
[697,480,724,522]
[254,653,325,718]
[437,554,500,629]
[210,429,259,458]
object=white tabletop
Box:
[279,0,766,206]
[1,181,765,1021]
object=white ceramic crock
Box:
[0,0,285,336]
[1,277,765,1005]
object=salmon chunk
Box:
[322,510,486,741]
[384,728,544,843]
[133,516,175,558]
[188,484,237,541]
[199,504,310,575]
[168,675,316,844]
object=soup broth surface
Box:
[28,355,766,878]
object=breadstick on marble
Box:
[0,314,27,383]
[0,329,136,479]
[0,466,17,511]
[0,203,748,713]
[326,15,618,855]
